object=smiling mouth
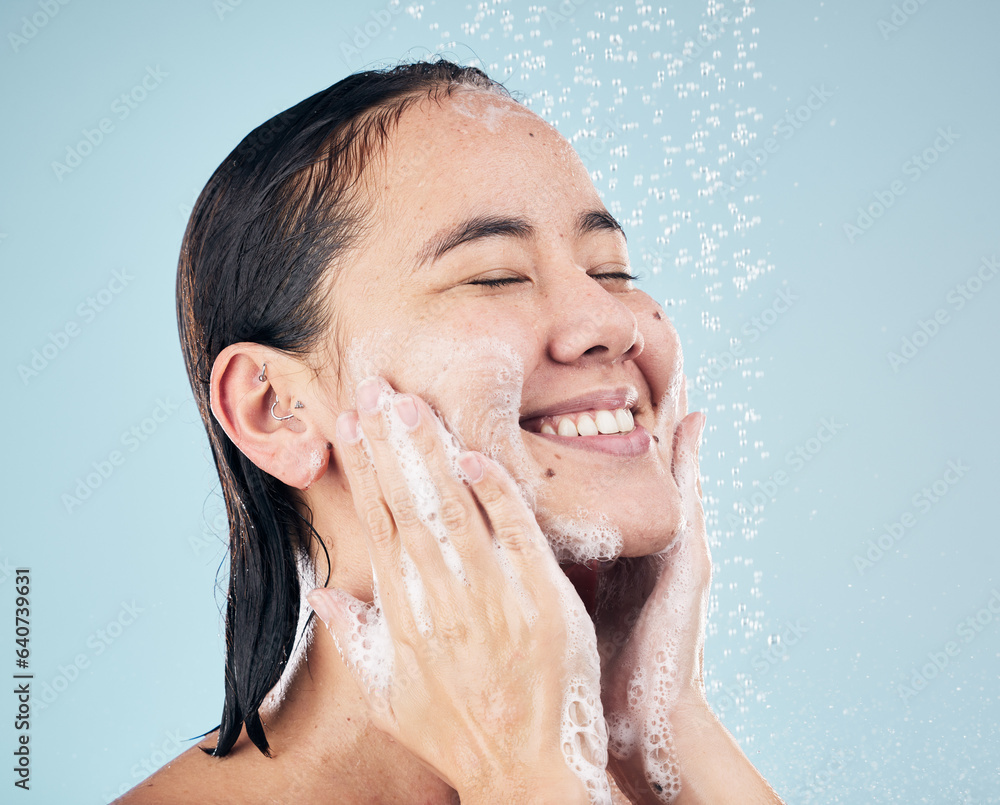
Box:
[517,386,655,458]
[520,406,636,437]
[519,406,652,458]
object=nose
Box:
[543,270,644,367]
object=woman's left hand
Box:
[595,409,710,803]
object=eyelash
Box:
[470,271,640,288]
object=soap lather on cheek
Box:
[340,333,614,802]
[344,331,629,565]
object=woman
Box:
[118,60,782,803]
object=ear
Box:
[210,343,333,490]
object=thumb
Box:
[306,587,396,730]
[671,411,706,529]
[666,411,711,591]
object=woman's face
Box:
[313,89,685,563]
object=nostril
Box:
[623,331,644,361]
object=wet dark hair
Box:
[176,59,510,757]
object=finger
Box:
[461,451,564,615]
[354,377,474,612]
[336,409,417,639]
[669,411,711,582]
[306,587,397,733]
[387,392,500,593]
[671,411,705,524]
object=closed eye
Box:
[469,270,641,288]
[594,270,641,283]
[468,276,527,288]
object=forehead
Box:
[368,90,603,245]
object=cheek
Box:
[340,324,540,477]
[409,333,552,513]
[633,301,683,396]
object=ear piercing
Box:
[261,365,304,421]
[270,398,305,421]
[271,400,294,421]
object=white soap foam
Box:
[611,536,703,803]
[263,546,319,712]
[553,572,613,803]
[342,332,618,802]
[332,566,395,698]
[536,506,624,566]
[385,390,470,584]
[398,546,433,637]
[345,330,627,568]
[366,380,482,623]
[448,89,543,134]
[629,664,682,801]
[490,534,538,627]
[605,709,638,760]
[302,446,327,490]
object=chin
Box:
[533,478,684,566]
[614,486,685,558]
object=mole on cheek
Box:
[653,311,662,320]
[653,435,659,443]
[545,468,555,478]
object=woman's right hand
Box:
[306,376,611,805]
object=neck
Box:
[215,615,458,804]
[205,481,458,804]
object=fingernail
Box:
[392,395,419,429]
[306,589,333,624]
[458,451,485,483]
[357,377,381,413]
[337,411,360,443]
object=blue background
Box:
[2,0,997,802]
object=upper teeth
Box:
[538,408,635,437]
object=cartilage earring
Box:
[270,400,294,421]
[258,363,267,382]
[294,401,304,409]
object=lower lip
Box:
[523,424,653,457]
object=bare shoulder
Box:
[112,741,240,805]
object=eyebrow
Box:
[413,208,626,270]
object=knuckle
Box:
[438,495,472,533]
[346,445,376,477]
[432,614,468,643]
[359,410,389,442]
[356,471,384,505]
[482,590,513,634]
[387,486,422,531]
[361,502,395,546]
[386,484,413,514]
[475,479,508,510]
[493,522,535,555]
